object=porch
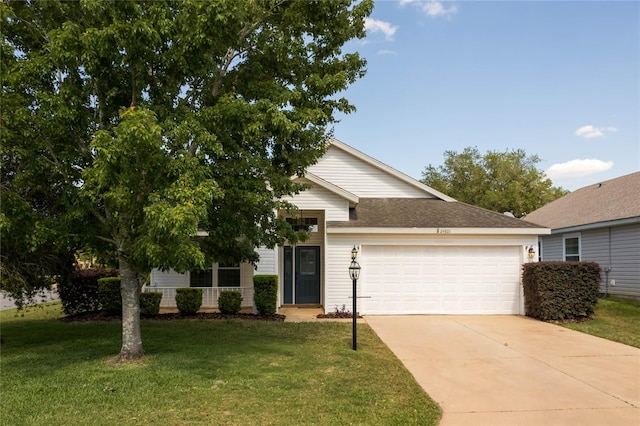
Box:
[143,286,254,309]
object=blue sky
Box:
[333,0,640,191]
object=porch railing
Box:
[142,286,254,309]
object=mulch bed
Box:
[60,311,286,322]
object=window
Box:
[217,263,240,287]
[563,234,581,261]
[190,268,213,287]
[286,217,318,232]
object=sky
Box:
[332,0,640,191]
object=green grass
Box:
[560,298,640,349]
[0,303,441,425]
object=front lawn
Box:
[0,303,441,425]
[560,298,640,349]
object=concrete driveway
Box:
[365,315,640,426]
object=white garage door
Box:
[361,246,521,315]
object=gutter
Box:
[549,216,640,234]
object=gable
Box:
[282,178,350,221]
[306,140,451,199]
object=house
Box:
[146,138,549,315]
[524,171,640,299]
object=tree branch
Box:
[209,1,287,99]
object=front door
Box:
[283,246,321,304]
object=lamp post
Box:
[349,245,361,351]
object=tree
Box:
[421,147,568,217]
[1,0,372,362]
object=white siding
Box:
[307,147,430,198]
[150,269,187,288]
[255,246,277,275]
[283,178,350,221]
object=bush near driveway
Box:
[523,261,600,321]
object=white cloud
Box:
[364,18,398,41]
[575,125,618,139]
[400,0,457,17]
[545,159,614,181]
[377,49,397,55]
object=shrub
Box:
[218,290,243,315]
[175,288,202,315]
[523,261,601,321]
[254,275,278,316]
[98,277,122,315]
[58,268,118,315]
[140,292,162,317]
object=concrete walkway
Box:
[365,315,640,426]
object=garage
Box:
[360,245,522,315]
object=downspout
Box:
[604,227,612,298]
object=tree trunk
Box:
[114,256,144,363]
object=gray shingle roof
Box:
[327,198,542,229]
[524,171,640,229]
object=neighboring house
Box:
[524,172,640,299]
[146,138,549,315]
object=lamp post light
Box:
[349,245,361,351]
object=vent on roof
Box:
[503,212,515,218]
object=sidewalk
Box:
[0,289,59,311]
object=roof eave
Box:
[549,216,640,234]
[326,227,551,235]
[293,172,360,206]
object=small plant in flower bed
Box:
[317,304,361,319]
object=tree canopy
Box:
[1,0,372,361]
[421,147,568,217]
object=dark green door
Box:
[295,246,320,304]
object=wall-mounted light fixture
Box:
[527,246,536,259]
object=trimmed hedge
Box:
[140,292,162,317]
[98,277,122,315]
[523,261,600,321]
[58,268,119,315]
[175,288,202,315]
[218,290,243,315]
[254,275,278,316]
